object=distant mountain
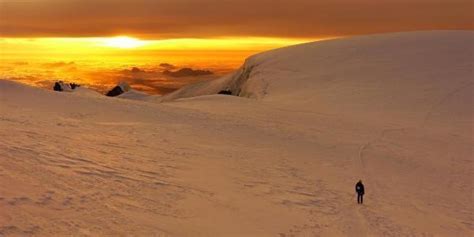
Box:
[163,68,213,77]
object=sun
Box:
[103,36,147,49]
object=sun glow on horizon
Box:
[0,36,328,94]
[102,36,147,49]
[0,36,326,62]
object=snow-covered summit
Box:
[161,31,473,136]
[162,31,472,117]
[117,89,153,101]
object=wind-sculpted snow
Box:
[0,31,472,236]
[163,31,473,121]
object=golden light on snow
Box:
[0,32,471,236]
[102,36,147,49]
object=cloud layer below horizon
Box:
[1,60,226,95]
[1,0,472,38]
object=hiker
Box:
[355,180,365,204]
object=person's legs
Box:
[361,194,363,204]
[357,194,361,204]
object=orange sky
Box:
[0,0,472,95]
[1,0,472,38]
[0,37,315,94]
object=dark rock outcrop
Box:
[218,90,233,95]
[106,86,124,97]
[105,82,131,97]
[70,83,80,89]
[53,81,80,92]
[53,82,63,91]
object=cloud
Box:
[121,67,146,73]
[43,61,76,68]
[12,62,29,66]
[159,63,176,70]
[2,62,228,95]
[0,0,472,38]
[104,65,220,94]
[163,68,213,77]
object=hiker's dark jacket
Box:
[355,182,365,195]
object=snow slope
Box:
[117,89,154,101]
[164,31,472,125]
[0,31,473,236]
